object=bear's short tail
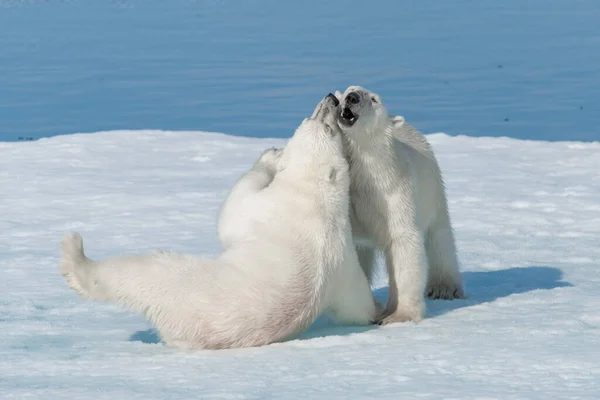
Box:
[60,232,89,296]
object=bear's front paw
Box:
[374,309,423,325]
[373,298,425,325]
[256,147,283,170]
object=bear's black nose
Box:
[326,93,340,107]
[346,92,360,105]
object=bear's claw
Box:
[426,284,466,300]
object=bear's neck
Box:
[343,122,394,157]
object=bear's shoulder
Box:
[390,116,434,160]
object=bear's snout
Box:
[346,92,360,104]
[326,93,340,107]
[346,92,360,105]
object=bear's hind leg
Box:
[60,232,96,299]
[424,220,466,300]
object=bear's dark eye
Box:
[371,96,378,103]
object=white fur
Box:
[59,95,378,350]
[218,146,282,250]
[335,86,465,325]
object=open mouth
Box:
[340,107,357,126]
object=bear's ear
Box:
[328,167,338,183]
[392,115,406,128]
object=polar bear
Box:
[334,86,465,325]
[59,94,379,350]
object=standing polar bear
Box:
[335,86,465,325]
[59,94,379,350]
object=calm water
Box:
[1,0,599,142]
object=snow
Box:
[1,130,599,399]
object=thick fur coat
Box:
[59,95,378,350]
[335,86,465,324]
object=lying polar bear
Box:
[59,94,379,350]
[334,86,465,325]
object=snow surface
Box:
[1,130,600,399]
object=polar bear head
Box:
[278,93,347,184]
[335,86,399,143]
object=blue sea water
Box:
[0,0,598,142]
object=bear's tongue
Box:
[342,107,355,121]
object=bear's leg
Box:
[377,230,428,324]
[60,233,127,304]
[218,147,282,248]
[425,219,466,299]
[252,147,283,174]
[328,249,381,325]
[60,233,205,321]
[60,232,157,307]
[226,148,282,205]
[60,232,93,299]
[356,245,377,284]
